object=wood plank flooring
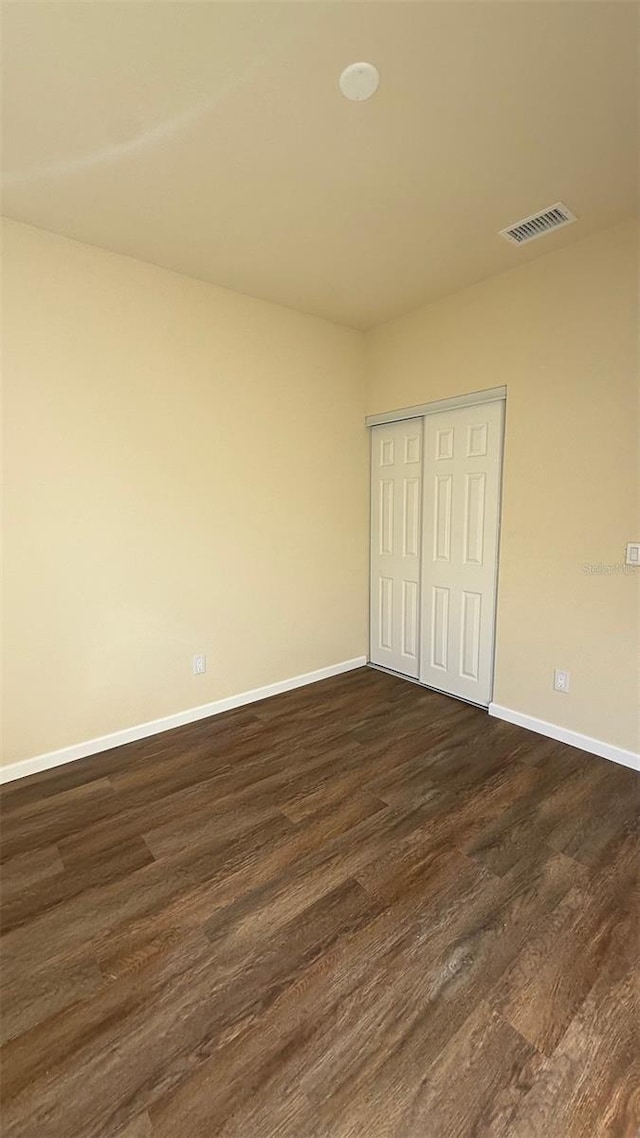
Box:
[1,666,638,1138]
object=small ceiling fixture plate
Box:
[339,62,380,102]
[499,202,577,246]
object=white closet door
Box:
[420,401,503,705]
[370,420,423,676]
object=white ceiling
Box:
[2,1,638,329]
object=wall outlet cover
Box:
[192,654,207,676]
[553,669,570,693]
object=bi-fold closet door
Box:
[369,400,504,707]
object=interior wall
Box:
[366,220,639,754]
[3,217,638,767]
[2,219,368,765]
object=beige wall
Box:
[367,221,639,753]
[2,220,368,765]
[3,218,638,767]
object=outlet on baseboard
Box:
[553,669,570,693]
[192,653,207,676]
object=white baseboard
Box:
[0,656,367,785]
[489,703,640,773]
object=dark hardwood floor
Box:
[1,667,638,1138]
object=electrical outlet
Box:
[192,653,206,676]
[553,669,570,693]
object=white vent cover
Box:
[499,202,577,246]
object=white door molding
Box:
[365,386,506,428]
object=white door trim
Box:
[365,386,506,428]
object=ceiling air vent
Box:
[499,202,577,246]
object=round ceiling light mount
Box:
[339,62,380,102]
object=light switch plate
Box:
[625,542,640,566]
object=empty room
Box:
[1,2,639,1136]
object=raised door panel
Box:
[402,580,419,660]
[380,480,394,555]
[403,478,420,558]
[463,473,486,566]
[459,591,482,681]
[430,586,450,672]
[433,476,452,562]
[379,577,393,651]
